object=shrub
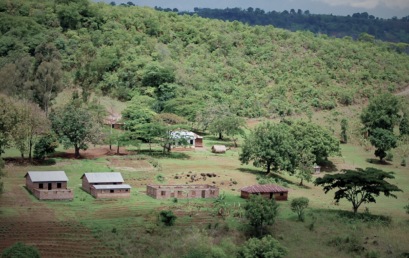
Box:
[144,222,158,233]
[172,197,178,203]
[401,158,406,167]
[237,235,288,258]
[159,210,177,226]
[290,197,309,221]
[1,242,41,258]
[365,250,381,258]
[182,249,207,258]
[386,151,394,161]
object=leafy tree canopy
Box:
[240,122,298,174]
[361,92,401,132]
[244,193,280,236]
[289,121,340,164]
[314,167,402,213]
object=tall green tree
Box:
[289,121,340,164]
[0,95,17,156]
[369,128,397,161]
[240,122,298,174]
[340,117,349,143]
[400,112,409,136]
[244,194,280,236]
[361,92,401,132]
[106,130,139,154]
[296,150,314,186]
[50,104,103,158]
[33,132,59,160]
[133,123,163,153]
[314,167,402,213]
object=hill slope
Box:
[1,0,409,119]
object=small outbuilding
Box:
[81,172,131,198]
[313,165,321,174]
[240,184,288,201]
[25,171,73,201]
[211,145,226,153]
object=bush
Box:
[182,249,207,258]
[1,242,41,258]
[172,197,178,203]
[401,158,406,167]
[386,152,394,161]
[237,235,288,258]
[159,210,177,226]
[290,197,309,221]
[144,222,158,233]
[365,250,381,258]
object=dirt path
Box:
[50,145,133,160]
[395,85,409,96]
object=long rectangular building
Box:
[147,184,219,199]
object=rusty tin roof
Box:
[240,184,288,193]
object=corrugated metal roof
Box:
[240,184,288,193]
[25,171,69,182]
[93,184,132,190]
[81,173,124,183]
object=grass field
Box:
[1,112,409,257]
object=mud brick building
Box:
[147,184,219,199]
[240,184,288,201]
[81,172,131,198]
[25,171,73,201]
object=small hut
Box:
[211,145,226,153]
[240,184,288,201]
[313,165,321,174]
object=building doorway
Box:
[269,193,273,199]
[48,183,52,190]
[202,190,206,198]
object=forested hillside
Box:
[176,7,409,44]
[1,0,409,119]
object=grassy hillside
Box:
[1,0,409,119]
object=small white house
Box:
[313,165,321,174]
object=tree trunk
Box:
[74,145,80,158]
[149,141,152,153]
[117,144,119,154]
[353,207,358,214]
[233,138,238,148]
[260,224,263,236]
[21,153,24,159]
[219,132,223,140]
[29,140,33,162]
[267,163,271,174]
[109,140,112,150]
[300,178,303,186]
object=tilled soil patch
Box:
[0,221,121,258]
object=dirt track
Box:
[50,145,133,160]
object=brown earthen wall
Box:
[148,185,219,199]
[91,189,130,198]
[26,176,34,192]
[240,191,288,201]
[82,177,91,193]
[33,189,74,201]
[171,147,195,152]
[195,138,203,147]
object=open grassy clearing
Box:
[1,112,409,257]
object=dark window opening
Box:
[94,183,98,185]
[280,193,284,196]
[110,190,114,193]
[126,189,129,192]
[161,191,166,196]
[113,183,117,185]
[57,183,62,189]
[39,183,43,189]
[190,140,194,144]
[48,183,52,190]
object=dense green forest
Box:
[173,7,409,44]
[1,0,409,120]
